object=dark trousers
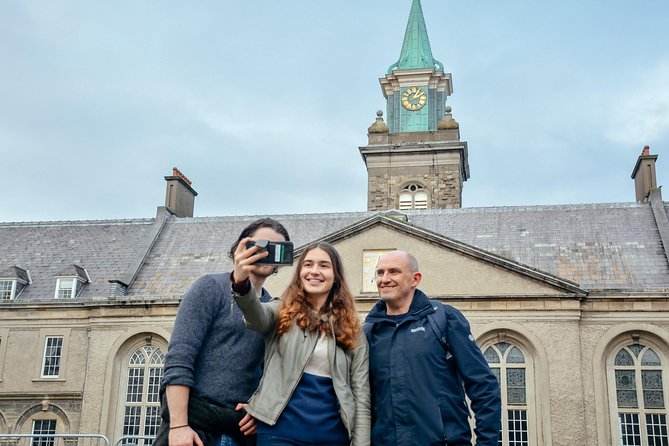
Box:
[256,435,348,446]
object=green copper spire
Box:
[388,0,442,73]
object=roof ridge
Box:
[0,218,156,227]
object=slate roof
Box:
[407,203,669,290]
[1,202,668,301]
[0,219,156,300]
[129,212,374,298]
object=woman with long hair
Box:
[231,241,370,446]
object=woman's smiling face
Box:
[300,247,335,300]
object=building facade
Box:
[2,2,669,446]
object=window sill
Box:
[32,378,66,382]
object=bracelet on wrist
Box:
[169,424,189,430]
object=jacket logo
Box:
[411,326,426,333]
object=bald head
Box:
[375,250,422,315]
[379,250,419,273]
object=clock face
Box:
[401,86,427,111]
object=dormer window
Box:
[0,266,31,300]
[54,264,90,299]
[55,278,76,299]
[0,280,15,300]
[398,183,428,210]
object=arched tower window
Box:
[484,341,530,446]
[121,345,165,444]
[398,183,428,210]
[609,342,668,445]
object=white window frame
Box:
[54,278,77,299]
[31,419,57,446]
[41,336,64,378]
[0,279,17,300]
[120,345,165,445]
[397,183,429,210]
[484,341,535,446]
[607,341,669,446]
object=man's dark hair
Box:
[228,218,290,260]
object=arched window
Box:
[398,183,428,210]
[484,342,530,446]
[121,345,165,444]
[609,342,668,445]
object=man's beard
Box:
[251,264,278,279]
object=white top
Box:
[304,332,331,378]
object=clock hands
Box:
[411,90,425,101]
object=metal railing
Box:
[0,434,110,446]
[0,433,159,446]
[113,436,155,446]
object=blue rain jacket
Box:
[364,289,501,446]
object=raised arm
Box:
[233,286,279,335]
[231,236,280,335]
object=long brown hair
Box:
[276,242,361,350]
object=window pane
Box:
[150,349,165,365]
[645,413,668,445]
[123,406,141,437]
[414,191,428,209]
[144,407,161,445]
[628,344,644,359]
[129,349,146,365]
[57,279,75,299]
[507,369,526,405]
[399,192,412,210]
[495,342,510,355]
[31,420,56,446]
[615,349,634,366]
[642,349,662,367]
[616,370,639,408]
[147,367,162,403]
[126,368,145,403]
[507,410,529,446]
[643,390,665,410]
[642,370,665,409]
[619,413,642,446]
[42,337,63,377]
[507,347,525,364]
[484,347,500,364]
[507,368,526,387]
[0,280,13,300]
[642,370,664,392]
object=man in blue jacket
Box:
[364,250,501,446]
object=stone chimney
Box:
[164,167,198,217]
[631,146,658,202]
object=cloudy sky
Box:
[2,0,669,222]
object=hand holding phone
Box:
[245,240,294,265]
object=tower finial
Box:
[368,110,389,134]
[387,0,443,73]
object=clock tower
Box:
[359,0,470,210]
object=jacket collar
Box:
[365,288,434,324]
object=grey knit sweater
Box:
[162,273,270,408]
